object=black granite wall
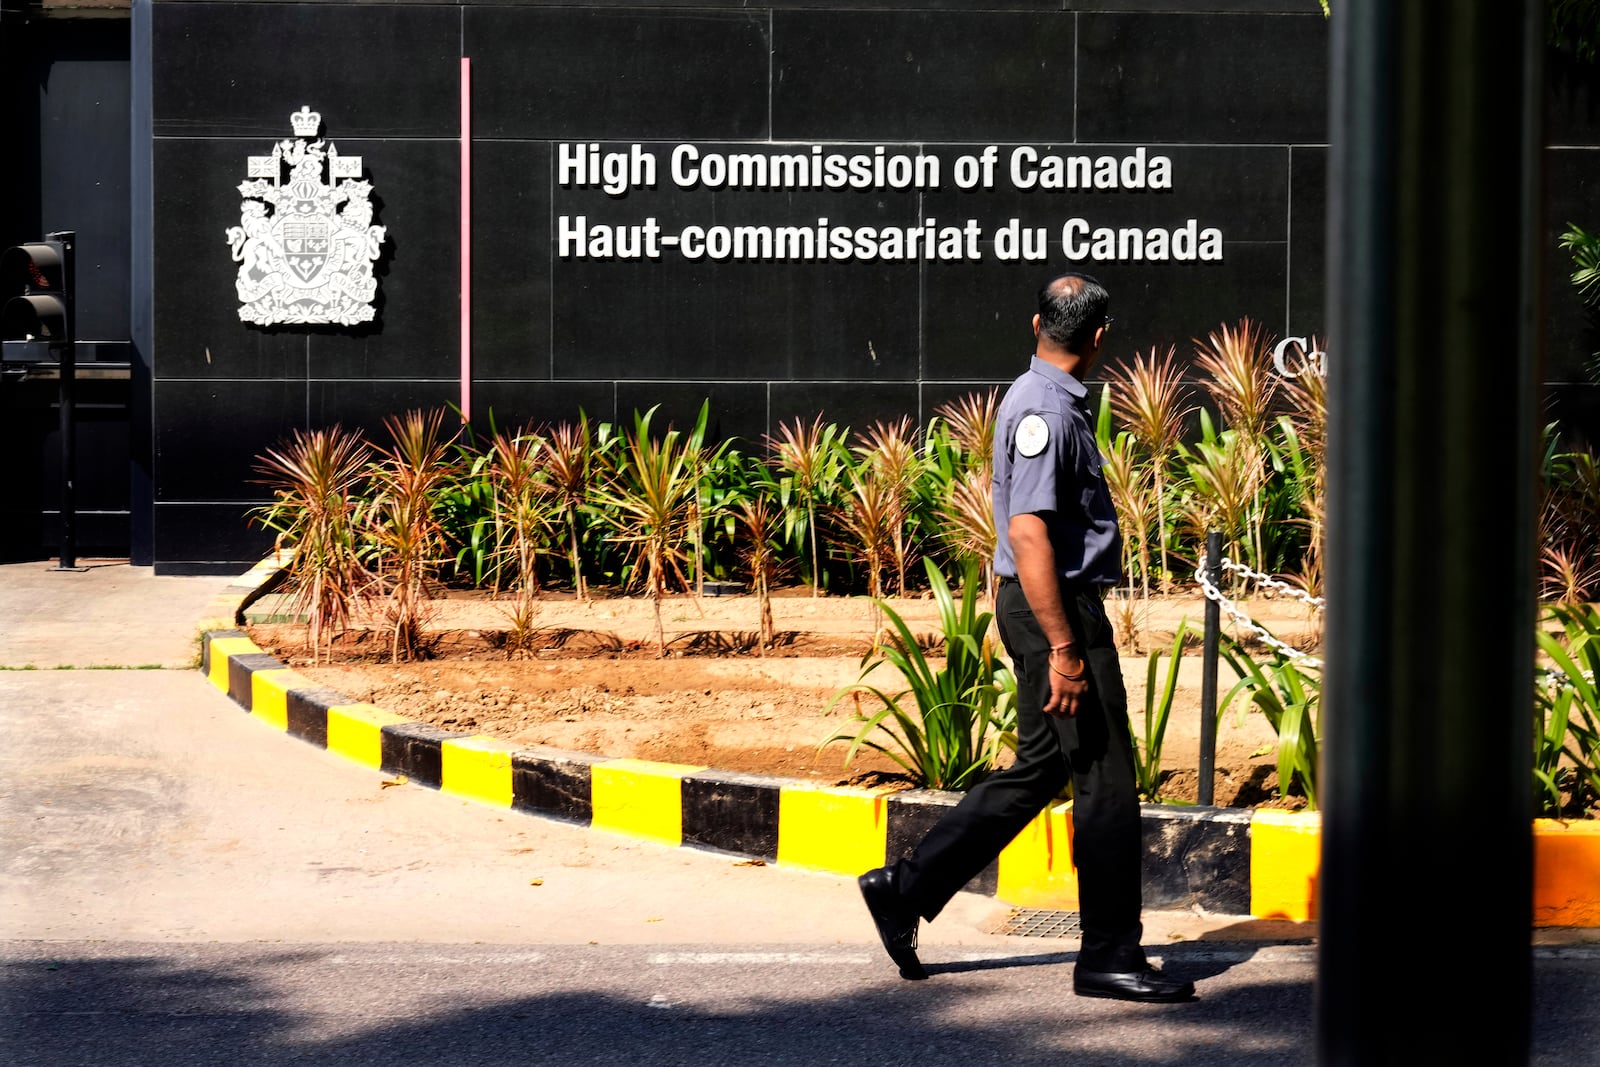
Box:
[145,1,1599,571]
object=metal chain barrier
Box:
[1195,553,1323,668]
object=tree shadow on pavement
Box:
[0,945,1324,1067]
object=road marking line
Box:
[647,952,872,965]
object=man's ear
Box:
[1032,313,1041,337]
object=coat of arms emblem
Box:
[225,106,387,326]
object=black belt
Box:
[997,575,1107,599]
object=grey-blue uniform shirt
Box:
[991,356,1123,585]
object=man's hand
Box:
[1044,645,1090,717]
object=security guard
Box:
[858,272,1195,1003]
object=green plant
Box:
[1260,415,1317,576]
[434,411,505,591]
[1534,603,1600,817]
[821,559,1017,791]
[1132,623,1190,803]
[768,414,848,596]
[438,449,501,590]
[1552,2,1600,65]
[1176,413,1264,583]
[680,400,731,598]
[252,425,374,664]
[1217,632,1321,809]
[1560,222,1600,373]
[592,406,699,655]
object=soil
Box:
[245,584,1326,809]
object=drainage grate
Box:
[991,908,1083,938]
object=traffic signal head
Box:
[2,238,72,345]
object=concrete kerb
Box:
[197,558,1600,928]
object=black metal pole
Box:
[50,230,79,572]
[1198,530,1222,807]
[1317,3,1541,1063]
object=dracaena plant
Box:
[539,414,602,602]
[921,398,997,596]
[592,406,698,656]
[1193,320,1280,582]
[1096,421,1157,649]
[767,414,848,596]
[1194,318,1278,446]
[487,425,551,650]
[1539,427,1600,606]
[852,417,925,596]
[1278,350,1328,591]
[934,467,997,597]
[729,465,786,652]
[832,461,897,628]
[1104,345,1191,591]
[932,388,999,478]
[252,424,374,664]
[678,400,731,599]
[367,409,458,663]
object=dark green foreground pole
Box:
[1318,3,1542,1063]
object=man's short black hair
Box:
[1037,272,1110,352]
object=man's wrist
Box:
[1048,643,1087,680]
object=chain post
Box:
[1198,531,1222,806]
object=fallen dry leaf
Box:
[380,776,408,789]
[733,859,766,867]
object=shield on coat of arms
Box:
[278,216,333,286]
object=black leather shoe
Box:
[858,867,927,980]
[1073,965,1196,1003]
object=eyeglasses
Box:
[1102,316,1115,333]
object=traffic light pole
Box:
[50,231,82,572]
[1,229,82,570]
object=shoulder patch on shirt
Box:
[1015,413,1049,457]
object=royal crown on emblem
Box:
[290,106,321,138]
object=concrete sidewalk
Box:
[0,558,226,669]
[0,559,1023,948]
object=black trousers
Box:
[893,579,1147,972]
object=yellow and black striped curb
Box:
[197,564,1600,927]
